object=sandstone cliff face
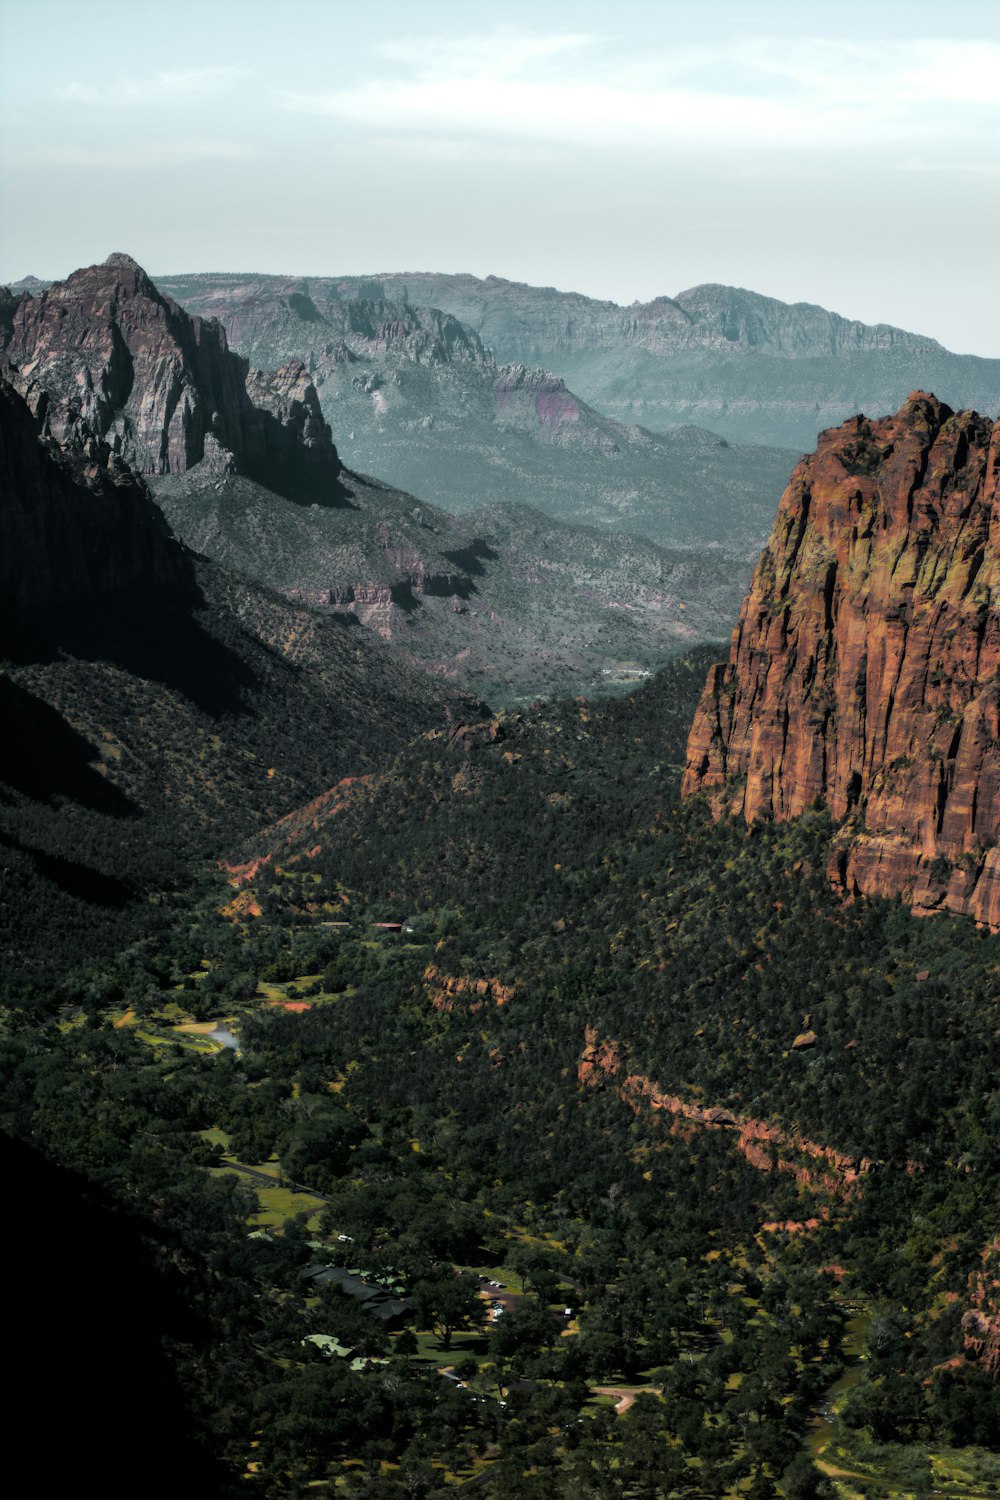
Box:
[683,393,1000,927]
[3,253,340,495]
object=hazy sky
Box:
[2,0,997,354]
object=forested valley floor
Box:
[2,650,998,1498]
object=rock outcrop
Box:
[422,965,516,1012]
[683,393,1000,927]
[3,253,341,500]
[578,1027,874,1197]
[962,1237,1000,1380]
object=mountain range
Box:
[3,256,755,702]
[150,271,799,551]
[363,273,1000,450]
[15,269,998,460]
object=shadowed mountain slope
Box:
[0,374,477,983]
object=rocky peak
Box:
[673,284,942,356]
[682,392,1000,927]
[2,253,341,500]
[245,361,336,463]
[103,249,146,272]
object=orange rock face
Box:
[962,1236,1000,1380]
[683,393,1000,926]
[423,965,516,1012]
[578,1028,873,1197]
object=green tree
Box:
[411,1269,485,1351]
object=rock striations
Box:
[683,392,1000,927]
[2,253,339,500]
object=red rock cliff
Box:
[682,392,1000,927]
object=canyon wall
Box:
[683,392,1000,926]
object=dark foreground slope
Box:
[0,376,474,987]
[0,1131,231,1497]
[4,651,994,1492]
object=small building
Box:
[301,1263,412,1328]
[364,1298,411,1328]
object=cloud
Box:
[4,140,265,168]
[373,135,560,166]
[897,158,1000,176]
[377,30,598,78]
[58,64,253,108]
[278,31,1000,155]
[737,37,1000,109]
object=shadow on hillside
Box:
[0,677,136,815]
[0,1132,231,1498]
[245,414,359,508]
[441,540,500,577]
[3,579,260,720]
[0,826,135,908]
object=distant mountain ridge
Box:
[373,274,944,360]
[143,267,1000,453]
[366,274,1000,450]
[148,269,998,452]
[4,255,751,703]
[150,270,799,552]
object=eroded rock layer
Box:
[682,392,1000,926]
[3,253,339,496]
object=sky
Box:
[1,0,997,355]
